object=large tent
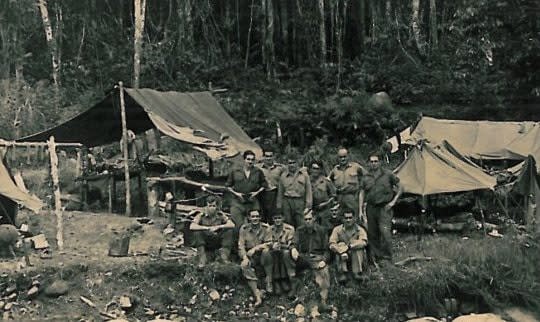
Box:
[394,141,497,196]
[404,117,540,161]
[0,157,43,224]
[18,87,261,159]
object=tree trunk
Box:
[261,0,267,74]
[279,0,289,65]
[266,0,275,78]
[411,0,425,55]
[385,0,392,25]
[37,0,60,108]
[133,0,147,88]
[369,0,377,43]
[244,0,255,68]
[185,0,193,45]
[429,0,437,49]
[224,0,231,58]
[318,0,326,67]
[358,0,365,50]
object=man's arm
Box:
[328,226,340,253]
[304,174,313,210]
[349,227,368,249]
[238,230,247,259]
[386,176,403,209]
[276,176,284,210]
[221,217,235,229]
[189,213,208,231]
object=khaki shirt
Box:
[238,223,272,258]
[271,223,295,249]
[259,163,285,190]
[277,169,313,209]
[361,168,399,205]
[329,162,365,194]
[329,224,368,251]
[312,176,337,207]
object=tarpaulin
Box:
[394,141,497,196]
[18,88,261,159]
[0,158,43,213]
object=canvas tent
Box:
[394,141,497,196]
[0,156,43,224]
[18,88,261,159]
[404,117,540,161]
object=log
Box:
[47,136,63,251]
[119,82,131,216]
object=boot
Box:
[219,248,231,263]
[197,247,207,269]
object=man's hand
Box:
[241,257,250,267]
[384,201,395,211]
[317,261,326,269]
[248,191,259,201]
[246,248,257,257]
[303,208,311,215]
[359,211,367,225]
[208,226,221,233]
[340,253,349,260]
[291,248,299,261]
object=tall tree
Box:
[411,0,426,56]
[37,0,60,106]
[429,0,438,49]
[133,0,147,88]
[318,0,326,67]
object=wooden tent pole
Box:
[119,81,132,216]
[47,136,63,251]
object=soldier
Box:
[226,150,268,227]
[269,213,296,295]
[329,148,365,217]
[239,210,274,307]
[258,150,285,224]
[276,156,312,228]
[329,208,368,282]
[359,153,402,262]
[189,196,235,269]
[310,161,337,234]
[291,210,331,310]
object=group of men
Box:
[189,148,402,308]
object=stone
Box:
[367,91,393,110]
[4,302,13,310]
[406,318,443,322]
[294,304,306,317]
[30,234,49,249]
[27,286,39,297]
[119,295,132,309]
[310,305,321,319]
[44,280,69,297]
[452,313,506,322]
[208,289,220,301]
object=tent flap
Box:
[0,160,43,213]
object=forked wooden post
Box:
[119,82,131,216]
[47,136,63,251]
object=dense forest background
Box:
[0,0,539,150]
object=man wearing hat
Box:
[329,208,368,282]
[258,150,285,224]
[310,161,337,234]
[276,155,313,228]
[329,148,365,217]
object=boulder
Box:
[44,280,69,297]
[294,304,306,317]
[367,91,393,110]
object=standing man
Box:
[277,156,313,228]
[329,208,368,282]
[359,153,402,262]
[189,196,235,268]
[226,150,267,227]
[310,161,337,234]
[239,210,274,307]
[291,210,331,309]
[270,213,296,295]
[329,148,365,217]
[259,150,285,224]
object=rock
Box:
[80,296,96,307]
[148,320,173,322]
[367,91,393,110]
[119,295,132,309]
[108,320,130,322]
[27,286,39,297]
[30,234,49,249]
[44,280,69,297]
[0,301,4,310]
[452,313,506,322]
[504,307,538,322]
[406,318,443,322]
[163,226,175,235]
[331,310,339,320]
[208,289,220,301]
[4,302,13,310]
[294,304,306,317]
[310,305,321,319]
[4,284,17,294]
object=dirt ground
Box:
[1,210,169,274]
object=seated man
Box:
[291,210,331,309]
[329,208,368,282]
[239,210,273,307]
[270,213,296,295]
[189,196,235,269]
